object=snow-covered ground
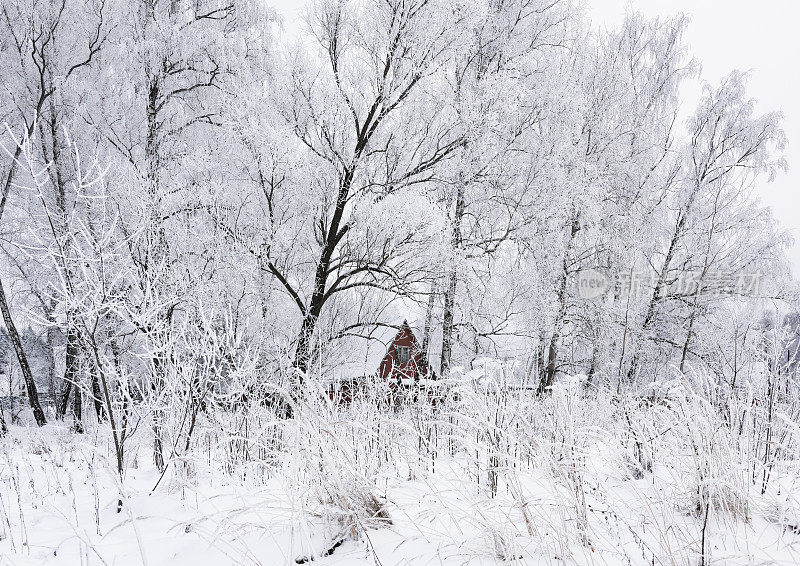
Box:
[2,380,800,565]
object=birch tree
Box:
[625,71,786,384]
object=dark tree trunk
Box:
[538,334,560,395]
[440,271,457,378]
[539,216,580,395]
[292,169,355,378]
[153,420,165,471]
[64,318,83,433]
[64,322,80,400]
[287,37,452,383]
[440,183,465,378]
[72,383,83,433]
[587,339,599,384]
[45,324,57,403]
[1,145,46,426]
[152,357,166,473]
[57,381,72,419]
[0,145,23,221]
[39,84,82,422]
[0,276,46,426]
[679,310,697,374]
[294,311,317,376]
[91,365,106,421]
[143,62,170,472]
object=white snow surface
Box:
[1,383,800,565]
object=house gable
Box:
[377,320,433,381]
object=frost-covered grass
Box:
[1,375,800,565]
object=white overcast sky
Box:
[269,0,800,275]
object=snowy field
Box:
[2,378,799,565]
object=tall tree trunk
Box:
[536,330,546,384]
[421,282,437,372]
[440,183,465,378]
[72,380,84,433]
[0,349,7,434]
[57,381,72,419]
[678,313,696,374]
[616,270,634,392]
[540,331,560,395]
[440,270,457,378]
[87,338,126,483]
[0,276,46,426]
[0,404,6,436]
[144,51,169,471]
[0,145,23,221]
[624,223,680,384]
[45,324,57,406]
[91,363,106,421]
[587,338,599,384]
[294,311,317,376]
[679,195,720,374]
[64,321,80,410]
[47,96,83,407]
[2,135,45,425]
[626,191,698,384]
[538,216,580,395]
[292,168,356,377]
[152,356,166,473]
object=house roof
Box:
[327,319,432,382]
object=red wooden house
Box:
[377,320,434,381]
[326,321,437,405]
